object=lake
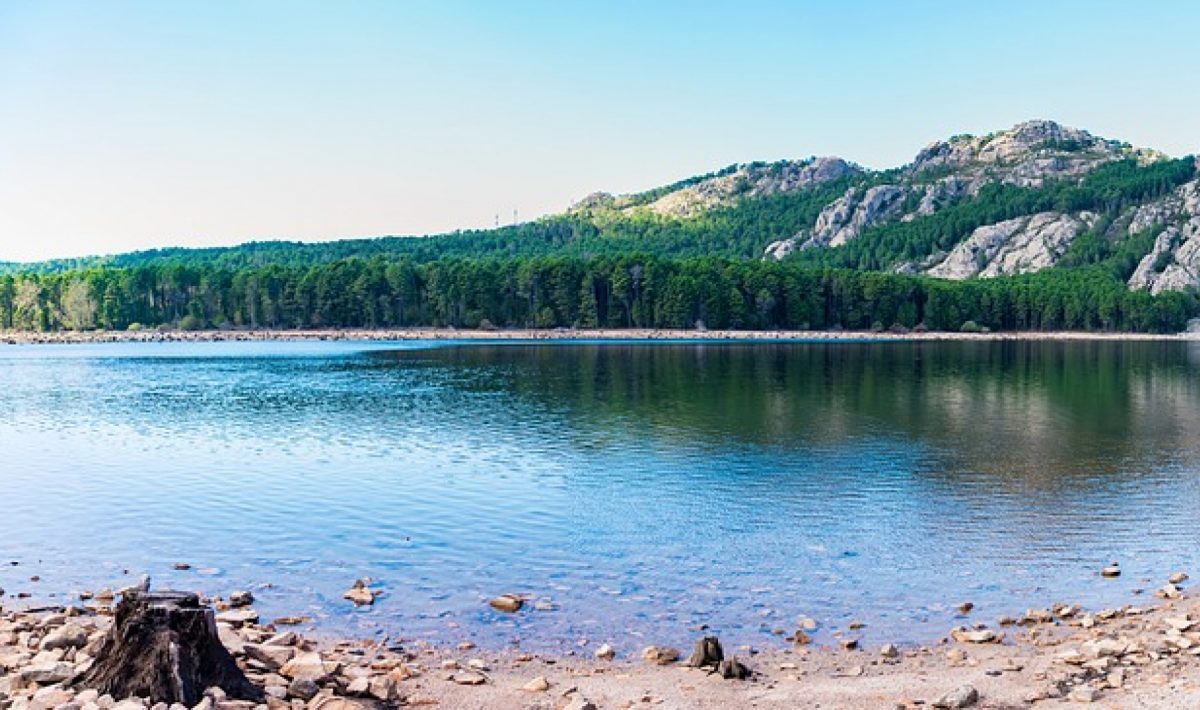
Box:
[2,339,1199,651]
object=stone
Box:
[32,687,75,708]
[926,212,1090,280]
[244,644,295,670]
[957,602,974,615]
[840,639,859,651]
[593,643,615,660]
[1169,571,1189,585]
[280,652,332,681]
[522,676,550,693]
[1101,565,1121,578]
[18,661,76,684]
[285,679,319,701]
[40,624,89,651]
[931,684,978,709]
[880,643,899,658]
[487,595,523,613]
[1069,686,1100,703]
[641,646,680,665]
[342,581,376,607]
[951,628,1000,644]
[227,592,254,609]
[449,672,486,686]
[563,697,599,710]
[1156,584,1183,599]
[215,610,258,628]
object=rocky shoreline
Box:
[4,573,1200,709]
[1,327,1197,346]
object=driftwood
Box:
[79,591,262,705]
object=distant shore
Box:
[2,326,1198,346]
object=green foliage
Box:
[0,256,1193,335]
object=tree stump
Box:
[684,636,724,670]
[79,591,263,705]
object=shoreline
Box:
[2,326,1198,346]
[4,575,1200,708]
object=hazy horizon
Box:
[3,0,1199,263]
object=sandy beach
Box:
[4,572,1200,709]
[1,327,1197,346]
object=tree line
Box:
[0,255,1193,334]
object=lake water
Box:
[2,339,1200,652]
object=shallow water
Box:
[2,339,1200,651]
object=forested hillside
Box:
[3,121,1198,333]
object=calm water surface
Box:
[2,339,1200,651]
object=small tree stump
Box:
[79,591,262,705]
[684,636,724,669]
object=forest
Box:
[0,255,1193,334]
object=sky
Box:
[1,0,1198,263]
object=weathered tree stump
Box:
[79,591,263,705]
[684,636,724,669]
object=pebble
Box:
[488,594,524,613]
[1169,571,1189,585]
[931,684,978,708]
[522,676,550,692]
[594,643,615,660]
[1101,564,1121,578]
[641,646,680,665]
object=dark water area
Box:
[2,339,1199,651]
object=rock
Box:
[522,676,550,692]
[32,686,75,708]
[594,644,615,661]
[449,671,487,686]
[801,184,906,250]
[214,610,258,628]
[308,699,367,710]
[1169,571,1190,585]
[957,602,974,615]
[1101,565,1121,578]
[1156,584,1183,599]
[840,639,859,651]
[951,627,1001,644]
[926,212,1090,280]
[18,661,76,684]
[792,631,812,646]
[880,643,899,658]
[488,594,523,613]
[285,679,319,701]
[271,617,309,627]
[641,646,680,665]
[40,624,89,651]
[1069,686,1100,703]
[563,697,599,710]
[280,651,333,681]
[227,592,254,608]
[931,684,979,709]
[342,580,376,607]
[799,618,818,631]
[244,644,295,669]
[344,678,368,697]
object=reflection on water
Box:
[1,339,1199,650]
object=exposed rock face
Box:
[910,120,1150,189]
[800,185,906,249]
[641,157,861,217]
[1127,180,1200,294]
[925,212,1091,280]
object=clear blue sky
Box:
[1,0,1197,262]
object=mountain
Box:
[8,120,1195,294]
[1,120,1197,335]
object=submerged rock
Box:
[488,594,524,613]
